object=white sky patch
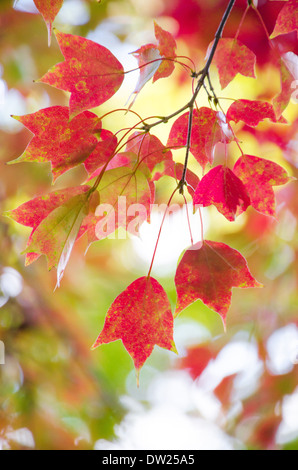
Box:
[0,82,27,132]
[277,389,298,445]
[198,339,263,401]
[13,0,39,14]
[131,205,208,276]
[57,0,90,26]
[266,324,298,375]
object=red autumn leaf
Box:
[167,107,222,169]
[39,31,124,117]
[273,52,298,118]
[175,240,262,325]
[193,165,250,221]
[87,167,152,242]
[92,276,175,372]
[4,186,90,266]
[153,21,177,81]
[9,106,103,182]
[125,132,173,173]
[83,130,118,176]
[178,345,217,379]
[22,192,90,287]
[33,0,63,45]
[271,0,298,38]
[152,161,200,199]
[129,22,176,106]
[226,99,284,127]
[211,38,256,89]
[233,154,292,217]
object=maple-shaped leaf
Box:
[125,132,173,173]
[92,276,175,373]
[23,192,90,287]
[193,165,250,221]
[273,52,298,117]
[87,167,152,242]
[226,99,285,127]
[175,240,262,325]
[9,107,103,182]
[233,154,292,217]
[152,161,200,199]
[39,31,124,117]
[211,38,256,89]
[33,0,63,45]
[167,107,222,169]
[4,186,90,266]
[129,22,177,106]
[271,0,298,38]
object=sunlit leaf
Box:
[92,276,175,372]
[193,165,250,221]
[211,38,256,89]
[39,31,124,117]
[175,240,262,325]
[9,107,102,182]
[233,154,292,217]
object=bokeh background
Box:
[0,0,297,450]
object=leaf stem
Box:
[147,187,179,279]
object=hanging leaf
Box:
[129,22,177,106]
[193,165,250,221]
[33,0,63,45]
[167,107,222,169]
[4,186,90,266]
[152,161,200,198]
[273,52,298,118]
[125,131,173,173]
[271,0,298,38]
[84,130,118,176]
[9,107,103,182]
[92,276,176,372]
[38,31,125,117]
[87,167,152,242]
[23,192,90,287]
[226,99,286,127]
[211,38,256,89]
[175,241,262,326]
[233,154,292,217]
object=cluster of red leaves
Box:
[6,3,296,373]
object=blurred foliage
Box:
[0,0,297,450]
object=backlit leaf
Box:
[167,107,222,169]
[125,132,173,173]
[175,240,262,325]
[193,165,250,221]
[152,161,200,199]
[4,186,90,266]
[226,99,283,127]
[271,0,298,38]
[33,0,63,45]
[23,192,90,287]
[273,52,298,118]
[92,276,175,372]
[88,167,152,241]
[233,154,292,217]
[129,22,176,106]
[9,107,102,182]
[39,31,124,117]
[211,38,256,89]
